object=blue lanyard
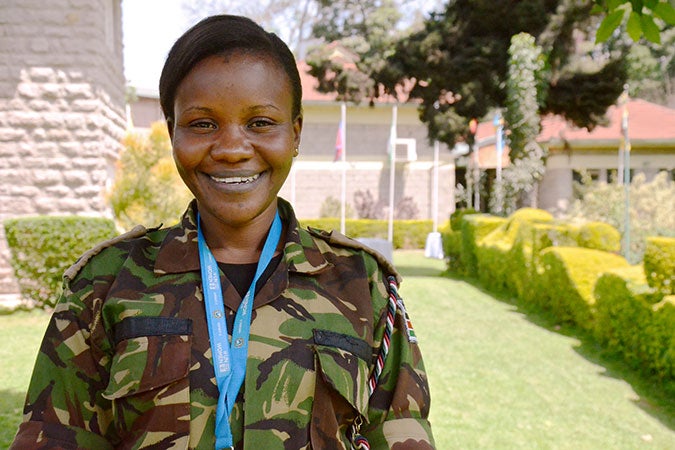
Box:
[197,211,282,450]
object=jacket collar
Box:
[154,198,332,277]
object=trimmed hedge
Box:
[441,206,674,385]
[440,208,480,273]
[644,236,675,295]
[4,216,117,309]
[460,214,506,275]
[298,218,442,249]
[577,221,621,252]
[595,266,674,380]
[538,247,629,330]
[511,221,578,304]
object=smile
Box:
[210,173,261,184]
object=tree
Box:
[498,33,548,214]
[182,0,319,56]
[622,27,675,102]
[108,123,192,230]
[379,0,627,148]
[593,0,675,43]
[566,171,675,262]
[304,0,404,104]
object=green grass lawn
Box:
[394,250,675,450]
[1,251,674,449]
[0,309,50,448]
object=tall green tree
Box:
[378,0,627,148]
[305,0,404,103]
[593,0,675,43]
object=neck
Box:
[198,206,279,264]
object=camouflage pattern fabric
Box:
[11,198,435,449]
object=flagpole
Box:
[432,140,439,233]
[620,85,631,259]
[340,102,347,234]
[387,104,398,243]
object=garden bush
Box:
[474,208,562,295]
[510,221,578,304]
[450,208,478,231]
[566,171,675,262]
[299,218,438,249]
[539,247,629,330]
[441,208,479,273]
[577,221,621,252]
[643,236,675,295]
[108,122,192,230]
[460,214,506,275]
[594,266,674,380]
[4,216,118,308]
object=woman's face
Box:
[170,51,302,231]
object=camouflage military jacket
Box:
[12,198,435,450]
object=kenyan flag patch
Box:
[397,298,418,343]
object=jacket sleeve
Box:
[362,271,435,449]
[10,256,117,449]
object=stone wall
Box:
[0,0,125,295]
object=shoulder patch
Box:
[306,227,401,284]
[64,224,149,281]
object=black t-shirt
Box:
[218,253,283,299]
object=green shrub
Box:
[511,221,578,304]
[4,216,118,309]
[594,266,673,380]
[643,236,675,295]
[441,228,463,272]
[539,247,629,329]
[298,218,438,249]
[440,209,479,274]
[108,122,192,230]
[450,208,478,231]
[577,221,621,252]
[319,196,355,219]
[566,171,675,262]
[475,208,559,295]
[460,215,506,275]
[476,239,511,292]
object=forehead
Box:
[175,51,293,107]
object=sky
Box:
[122,0,444,94]
[122,0,191,93]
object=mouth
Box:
[209,173,261,185]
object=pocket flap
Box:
[103,317,192,400]
[313,330,371,415]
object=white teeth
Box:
[211,173,260,184]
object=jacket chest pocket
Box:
[103,317,193,449]
[310,329,372,449]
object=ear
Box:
[292,114,303,150]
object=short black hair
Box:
[159,15,302,124]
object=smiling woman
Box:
[11,14,435,450]
[170,53,301,254]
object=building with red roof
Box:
[468,99,675,211]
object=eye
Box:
[248,118,275,129]
[189,120,217,132]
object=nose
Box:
[209,125,253,162]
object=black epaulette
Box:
[306,227,402,284]
[63,224,150,281]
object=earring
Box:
[293,148,299,157]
